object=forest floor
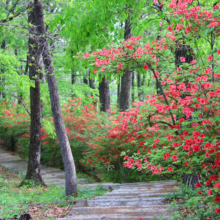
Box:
[0,165,110,220]
[0,147,179,220]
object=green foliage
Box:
[166,184,220,220]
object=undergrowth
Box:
[0,166,106,219]
[165,184,220,220]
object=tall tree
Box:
[120,19,133,111]
[22,2,45,186]
[33,0,78,196]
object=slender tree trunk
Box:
[83,77,88,85]
[89,71,95,89]
[117,76,121,105]
[120,19,133,111]
[99,75,110,112]
[137,73,142,100]
[22,2,45,186]
[131,72,134,103]
[0,40,6,99]
[71,70,77,85]
[33,0,78,196]
[71,68,77,98]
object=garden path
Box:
[0,147,179,219]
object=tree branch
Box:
[7,0,20,19]
[150,68,176,126]
[152,120,172,127]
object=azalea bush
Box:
[0,97,110,172]
[78,0,220,217]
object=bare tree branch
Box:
[7,0,20,19]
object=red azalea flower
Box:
[195,183,202,188]
[213,182,220,191]
[207,190,212,195]
[214,196,220,203]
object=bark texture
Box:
[117,76,121,104]
[131,72,134,102]
[0,40,6,99]
[120,19,133,111]
[33,0,78,196]
[24,2,45,186]
[89,72,95,89]
[99,75,110,112]
[137,73,142,100]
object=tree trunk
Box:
[71,70,77,85]
[131,72,134,103]
[71,68,77,98]
[0,40,6,99]
[33,0,78,196]
[22,2,45,186]
[117,76,121,105]
[120,19,133,111]
[89,71,95,89]
[83,77,88,85]
[99,75,110,112]
[120,71,132,111]
[137,73,142,100]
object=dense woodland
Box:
[0,0,220,219]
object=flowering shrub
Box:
[0,0,219,217]
[79,0,220,217]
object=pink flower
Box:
[163,152,170,160]
[144,64,149,70]
[198,191,201,194]
[154,138,160,144]
[207,55,213,61]
[207,190,212,195]
[213,182,220,191]
[172,155,178,161]
[190,60,196,64]
[101,66,105,72]
[195,182,202,188]
[94,69,97,73]
[217,49,220,54]
[180,57,185,62]
[214,196,220,203]
[167,167,173,172]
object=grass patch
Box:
[0,166,106,220]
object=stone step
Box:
[87,199,166,207]
[93,194,169,199]
[68,205,170,216]
[56,214,171,220]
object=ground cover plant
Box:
[0,166,106,220]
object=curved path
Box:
[0,147,179,220]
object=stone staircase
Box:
[0,147,88,185]
[0,147,179,220]
[56,181,179,220]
